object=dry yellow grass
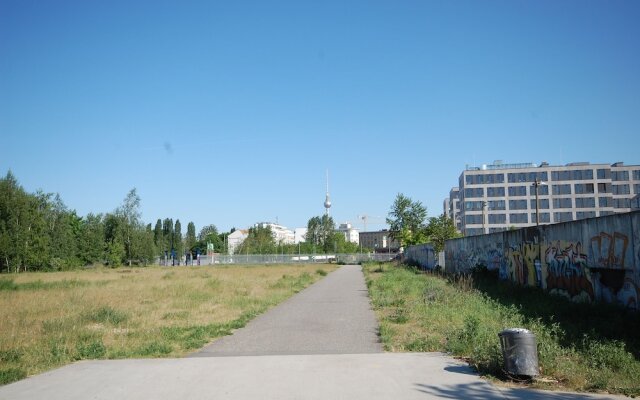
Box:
[0,264,335,385]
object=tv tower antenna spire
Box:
[324,169,331,216]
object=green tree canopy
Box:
[425,213,461,253]
[386,193,428,247]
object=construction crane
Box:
[357,214,384,232]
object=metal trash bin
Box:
[498,328,539,377]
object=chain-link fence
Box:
[157,253,397,266]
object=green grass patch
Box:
[82,306,129,325]
[363,262,640,396]
[0,368,26,385]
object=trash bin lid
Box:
[500,328,532,334]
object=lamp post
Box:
[532,178,547,288]
[532,179,547,228]
[482,201,487,234]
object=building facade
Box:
[453,161,640,236]
[446,187,462,232]
[254,222,295,244]
[337,223,360,244]
[359,230,400,252]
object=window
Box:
[551,170,572,181]
[597,169,610,179]
[488,214,506,224]
[612,170,630,181]
[530,212,550,223]
[530,199,549,209]
[635,184,640,195]
[599,196,612,207]
[465,173,505,185]
[508,186,527,196]
[552,184,572,195]
[576,211,596,220]
[464,188,484,198]
[575,197,596,208]
[509,200,528,210]
[509,213,528,224]
[597,182,611,193]
[534,185,549,195]
[553,212,573,223]
[487,187,505,197]
[488,200,505,210]
[574,183,594,194]
[571,169,594,180]
[613,198,631,209]
[553,198,573,208]
[464,201,484,211]
[633,170,640,180]
[465,215,483,224]
[612,184,630,195]
[508,171,547,183]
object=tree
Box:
[425,213,461,254]
[235,225,276,254]
[116,189,141,266]
[185,222,197,252]
[196,224,223,254]
[386,193,428,247]
[78,213,106,265]
[305,215,335,252]
[174,220,183,262]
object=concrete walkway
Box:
[192,264,382,356]
[0,265,630,399]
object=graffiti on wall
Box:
[443,213,640,309]
[544,240,594,302]
[589,232,629,269]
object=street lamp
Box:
[532,179,547,227]
[482,201,487,234]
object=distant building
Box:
[254,222,295,244]
[293,228,308,244]
[446,187,462,232]
[337,222,359,244]
[450,160,640,236]
[359,230,400,252]
[227,229,249,254]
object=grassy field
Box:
[363,262,640,397]
[0,264,335,385]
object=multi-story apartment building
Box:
[254,222,295,244]
[359,230,400,252]
[452,161,640,236]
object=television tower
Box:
[324,169,331,216]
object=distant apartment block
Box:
[337,222,360,244]
[359,230,400,252]
[449,161,640,236]
[444,187,462,232]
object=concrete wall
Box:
[404,244,437,270]
[444,211,640,309]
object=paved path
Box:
[192,264,383,356]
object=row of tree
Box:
[386,193,461,253]
[0,171,226,272]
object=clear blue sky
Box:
[2,0,639,234]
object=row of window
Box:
[464,169,640,187]
[464,182,640,198]
[463,196,630,211]
[464,211,600,226]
